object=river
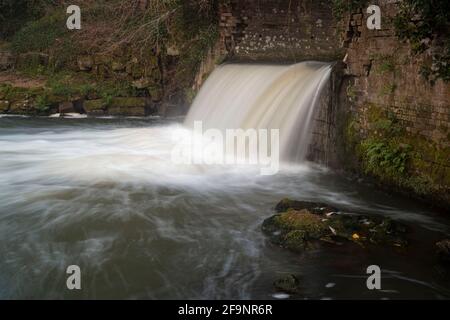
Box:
[0,116,449,299]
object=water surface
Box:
[0,117,449,299]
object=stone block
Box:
[84,99,106,115]
[106,97,147,117]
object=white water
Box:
[1,61,449,299]
[185,62,332,161]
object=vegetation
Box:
[5,0,219,104]
[345,105,450,206]
[0,0,56,38]
[263,199,408,251]
[332,0,368,19]
[333,0,449,83]
[393,0,450,83]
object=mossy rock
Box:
[274,275,301,294]
[262,199,408,253]
[275,198,338,214]
[84,99,107,116]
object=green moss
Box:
[263,200,409,252]
[273,210,328,238]
[11,12,77,70]
[344,104,450,207]
[273,275,301,294]
[46,71,136,101]
[346,84,357,101]
[283,230,309,251]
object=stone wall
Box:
[343,1,450,148]
[307,64,344,167]
[340,0,450,207]
[219,0,343,62]
[218,0,450,207]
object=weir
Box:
[185,62,333,163]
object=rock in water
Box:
[275,198,338,214]
[262,199,408,253]
[274,275,301,294]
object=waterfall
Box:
[184,61,332,162]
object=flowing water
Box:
[186,62,332,161]
[0,63,450,300]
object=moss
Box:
[273,275,301,294]
[262,200,409,253]
[346,84,357,101]
[110,97,146,108]
[84,100,107,112]
[273,210,328,238]
[11,12,77,71]
[366,104,385,124]
[283,230,310,251]
[344,104,450,207]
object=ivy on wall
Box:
[394,0,450,83]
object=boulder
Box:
[274,275,301,294]
[262,199,408,253]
